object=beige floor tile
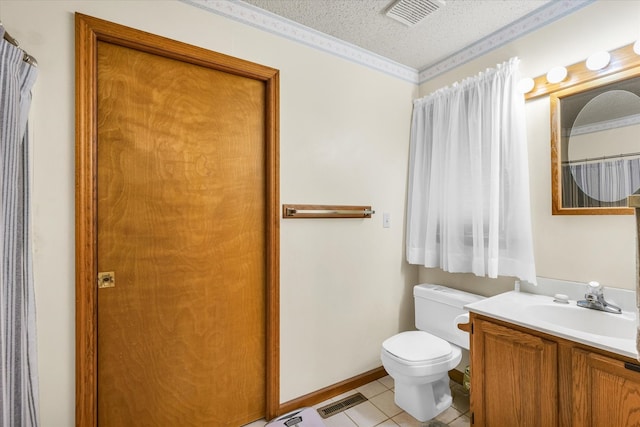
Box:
[277,378,468,427]
[357,380,389,399]
[378,375,394,390]
[434,406,462,424]
[447,414,470,427]
[345,401,388,427]
[391,411,429,427]
[369,389,402,418]
[330,389,362,402]
[322,411,358,427]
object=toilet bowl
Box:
[380,284,483,422]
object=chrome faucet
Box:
[577,281,622,314]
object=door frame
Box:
[75,13,280,426]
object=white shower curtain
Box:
[406,57,536,284]
[570,157,640,204]
[0,27,40,426]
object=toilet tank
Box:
[414,284,485,350]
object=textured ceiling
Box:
[240,0,553,71]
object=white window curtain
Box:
[406,57,536,284]
[0,27,40,426]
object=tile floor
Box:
[244,376,470,427]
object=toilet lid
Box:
[382,331,452,363]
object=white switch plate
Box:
[383,212,391,228]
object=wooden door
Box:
[572,349,640,426]
[471,317,558,427]
[75,14,280,427]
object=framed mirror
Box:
[551,63,640,215]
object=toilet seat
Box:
[378,284,481,422]
[382,331,453,364]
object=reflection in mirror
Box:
[551,66,640,215]
[564,85,640,207]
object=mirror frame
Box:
[550,67,640,215]
[528,41,640,215]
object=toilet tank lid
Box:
[414,284,485,307]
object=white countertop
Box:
[465,291,638,360]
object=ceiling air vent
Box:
[385,0,445,27]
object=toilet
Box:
[380,284,484,422]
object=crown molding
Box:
[180,0,419,83]
[418,0,595,83]
[180,0,594,85]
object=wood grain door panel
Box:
[96,41,266,426]
[76,13,280,427]
[472,318,558,427]
[572,349,640,426]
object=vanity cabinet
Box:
[469,313,640,427]
[470,318,558,426]
[571,349,640,426]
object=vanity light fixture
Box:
[546,66,568,84]
[526,40,640,101]
[517,77,535,94]
[586,51,611,71]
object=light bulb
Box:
[517,77,535,94]
[546,66,567,84]
[586,51,610,71]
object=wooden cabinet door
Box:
[572,349,640,427]
[471,317,558,427]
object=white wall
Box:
[1,1,417,424]
[419,0,639,294]
[7,0,639,424]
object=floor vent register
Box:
[316,392,368,418]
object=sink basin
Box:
[524,303,636,340]
[465,290,638,359]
